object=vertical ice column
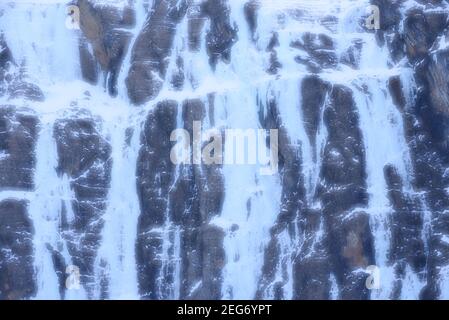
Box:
[29,117,86,300]
[351,77,422,299]
[93,114,143,300]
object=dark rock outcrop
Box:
[77,0,135,96]
[136,98,225,299]
[292,33,337,73]
[201,0,238,68]
[53,111,112,297]
[0,106,38,190]
[0,199,35,300]
[319,85,372,300]
[375,0,449,299]
[126,1,188,104]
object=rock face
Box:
[77,0,135,95]
[0,106,38,190]
[126,0,188,104]
[0,200,35,300]
[125,0,238,104]
[319,85,372,300]
[2,0,449,300]
[0,40,39,300]
[136,99,225,299]
[374,0,449,299]
[202,0,238,67]
[53,112,112,297]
